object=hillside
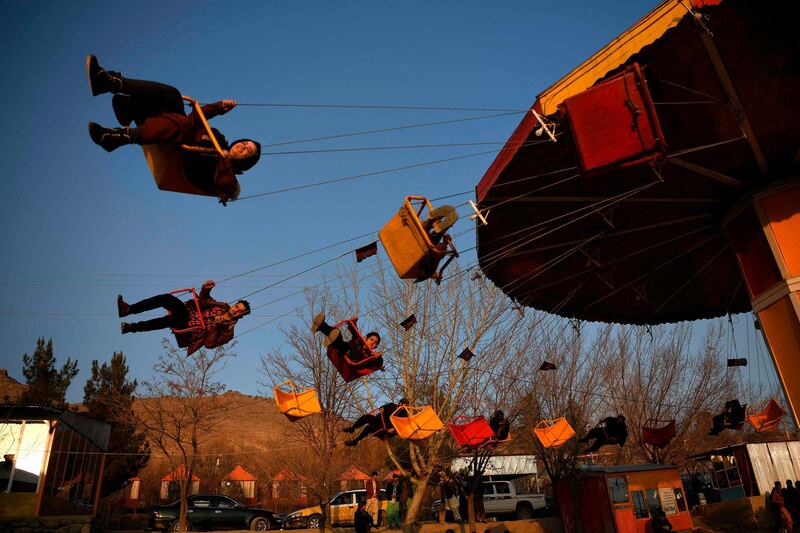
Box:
[0,369,27,403]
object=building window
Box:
[632,490,649,519]
[674,488,686,512]
[608,477,629,504]
[646,489,662,516]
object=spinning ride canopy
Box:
[475,0,800,325]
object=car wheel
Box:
[307,514,322,529]
[170,519,192,532]
[514,503,534,520]
[250,516,271,531]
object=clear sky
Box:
[3,0,768,403]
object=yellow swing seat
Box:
[379,196,458,282]
[534,417,576,448]
[274,381,322,421]
[390,405,444,441]
[747,398,785,432]
[142,96,224,197]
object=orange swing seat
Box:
[391,405,444,441]
[326,319,384,383]
[142,96,227,198]
[379,196,458,283]
[747,399,785,432]
[641,419,676,449]
[534,417,576,448]
[274,381,322,422]
[448,416,496,448]
[169,288,206,334]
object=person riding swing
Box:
[117,280,250,355]
[85,55,261,205]
[341,398,410,446]
[580,415,628,453]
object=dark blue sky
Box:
[6,0,764,402]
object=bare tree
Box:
[605,323,739,465]
[259,286,366,532]
[370,264,528,524]
[132,340,233,532]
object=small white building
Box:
[0,405,111,517]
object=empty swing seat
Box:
[448,416,496,448]
[326,319,384,383]
[379,196,458,282]
[274,381,322,421]
[748,399,785,432]
[641,420,677,449]
[391,405,444,441]
[559,63,666,174]
[534,417,576,448]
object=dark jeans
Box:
[116,78,185,123]
[317,320,364,357]
[127,294,189,332]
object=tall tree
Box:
[18,337,78,408]
[83,351,150,497]
[132,340,233,532]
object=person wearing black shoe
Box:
[342,399,409,446]
[85,54,261,204]
[311,313,382,365]
[118,280,250,355]
[580,415,628,454]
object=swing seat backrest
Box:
[534,417,575,449]
[168,288,207,334]
[326,319,383,383]
[641,420,677,449]
[391,405,444,441]
[141,96,222,198]
[379,196,456,281]
[747,399,785,432]
[274,381,322,421]
[448,416,495,448]
[142,144,213,197]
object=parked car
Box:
[432,480,546,520]
[283,489,388,529]
[149,494,278,531]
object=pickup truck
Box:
[432,480,546,520]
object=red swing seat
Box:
[448,416,496,449]
[558,63,666,174]
[169,288,207,334]
[747,399,785,432]
[641,419,677,449]
[326,319,383,383]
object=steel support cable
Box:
[234,181,662,338]
[263,139,548,156]
[233,102,527,112]
[259,111,523,149]
[235,149,500,201]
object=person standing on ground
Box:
[354,500,374,533]
[771,481,794,532]
[385,473,402,529]
[365,471,381,527]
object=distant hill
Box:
[0,369,27,403]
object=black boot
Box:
[86,54,123,96]
[89,123,133,152]
[112,95,134,126]
[117,295,130,317]
[120,322,134,334]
